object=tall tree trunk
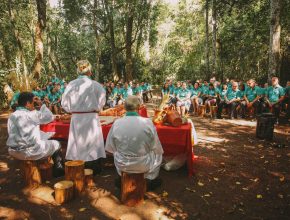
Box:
[93,0,101,81]
[32,0,47,79]
[104,0,119,81]
[212,0,217,76]
[268,0,281,80]
[125,13,134,81]
[8,0,29,90]
[205,0,210,78]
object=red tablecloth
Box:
[40,116,194,177]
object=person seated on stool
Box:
[204,83,218,114]
[105,95,164,190]
[265,77,285,123]
[6,92,64,177]
[217,82,240,119]
[176,82,191,117]
[190,82,203,116]
[241,79,261,118]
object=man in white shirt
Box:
[61,60,106,174]
[105,96,163,190]
[7,92,64,177]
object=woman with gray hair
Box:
[105,95,163,190]
[61,60,106,174]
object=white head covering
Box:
[77,60,92,75]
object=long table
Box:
[40,118,194,176]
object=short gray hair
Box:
[125,95,141,111]
[77,60,92,75]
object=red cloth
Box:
[40,118,194,176]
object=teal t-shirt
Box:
[267,85,285,103]
[121,88,132,99]
[201,85,209,95]
[178,89,190,99]
[226,89,240,101]
[207,88,217,97]
[245,86,259,102]
[219,90,227,101]
[284,86,290,97]
[10,91,20,107]
[169,85,175,94]
[257,87,267,96]
[237,90,245,99]
[174,87,181,96]
[132,87,142,95]
[48,92,60,104]
[190,88,201,97]
[162,88,170,95]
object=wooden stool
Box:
[210,106,218,118]
[39,163,53,182]
[65,160,85,195]
[84,169,95,187]
[54,180,74,204]
[121,172,146,207]
[22,160,42,187]
[198,105,206,117]
[22,158,52,187]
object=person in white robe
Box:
[105,95,163,190]
[6,92,64,177]
[61,60,106,174]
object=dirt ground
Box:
[0,108,289,220]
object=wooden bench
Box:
[121,172,146,207]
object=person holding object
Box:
[6,92,64,177]
[61,60,106,174]
[105,95,163,190]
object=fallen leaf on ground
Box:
[242,187,248,191]
[260,155,264,159]
[236,182,241,185]
[214,177,219,181]
[256,194,263,199]
[203,194,210,197]
[185,187,196,193]
[278,194,283,199]
[78,208,86,212]
[162,191,168,197]
[198,181,204,187]
[280,176,285,182]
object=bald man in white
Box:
[105,96,163,189]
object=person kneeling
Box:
[6,92,64,177]
[105,96,163,191]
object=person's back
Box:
[105,96,163,188]
[62,76,105,113]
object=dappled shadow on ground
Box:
[0,109,289,219]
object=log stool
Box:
[65,160,85,195]
[22,158,52,187]
[54,180,74,204]
[210,106,218,118]
[198,105,206,117]
[39,162,53,182]
[22,160,42,187]
[84,169,95,187]
[121,172,146,207]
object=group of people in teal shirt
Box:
[161,77,289,121]
[104,81,153,108]
[10,76,66,114]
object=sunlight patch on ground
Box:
[223,119,256,127]
[0,206,30,220]
[89,190,179,220]
[22,186,56,205]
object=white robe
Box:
[6,105,60,160]
[105,116,164,180]
[61,76,106,161]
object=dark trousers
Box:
[240,100,260,117]
[264,102,281,118]
[217,101,239,118]
[143,92,149,102]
